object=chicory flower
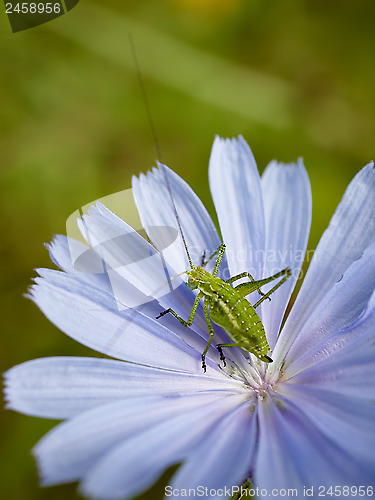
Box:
[5,137,375,499]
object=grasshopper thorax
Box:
[186,266,211,291]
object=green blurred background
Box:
[1,1,375,499]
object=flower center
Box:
[222,355,274,399]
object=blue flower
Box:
[5,137,375,499]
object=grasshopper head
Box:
[186,266,207,291]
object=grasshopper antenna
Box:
[129,34,194,270]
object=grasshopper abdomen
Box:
[208,282,267,351]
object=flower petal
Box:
[209,136,265,280]
[282,288,375,380]
[287,343,375,398]
[77,203,185,305]
[272,162,375,366]
[255,393,373,494]
[168,401,257,500]
[30,270,214,372]
[4,356,243,419]
[79,394,246,499]
[277,384,375,470]
[47,235,114,293]
[260,159,311,348]
[283,240,375,371]
[133,164,223,277]
[34,393,239,487]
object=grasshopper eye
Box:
[186,279,198,291]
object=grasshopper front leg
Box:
[156,292,203,326]
[157,293,215,373]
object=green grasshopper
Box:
[156,167,291,372]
